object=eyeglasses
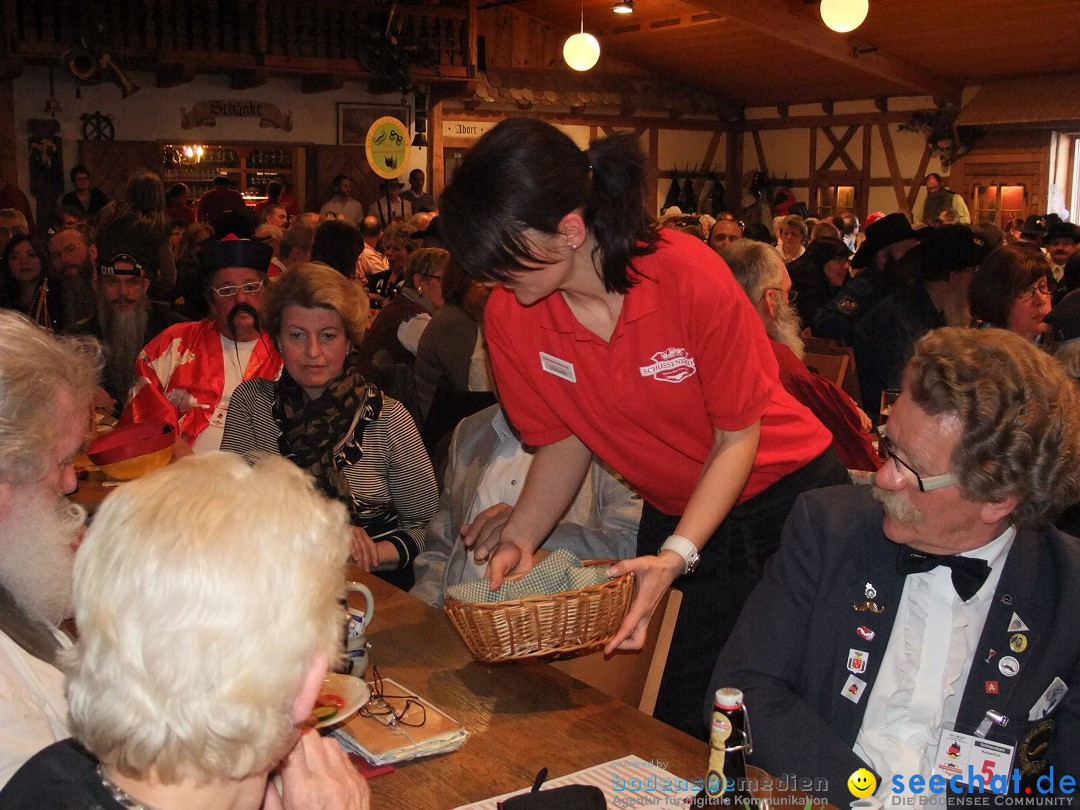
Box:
[764,287,798,303]
[878,434,959,492]
[211,281,264,297]
[1018,281,1052,302]
[358,667,427,728]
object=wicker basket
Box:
[444,560,635,664]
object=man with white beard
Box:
[0,310,101,786]
[721,240,879,472]
[81,253,185,414]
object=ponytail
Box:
[441,118,657,294]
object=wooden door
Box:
[77,141,161,201]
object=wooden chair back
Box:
[803,351,849,389]
[550,587,682,716]
[802,338,862,407]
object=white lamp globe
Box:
[563,32,600,71]
[819,0,869,33]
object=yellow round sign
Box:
[365,116,411,179]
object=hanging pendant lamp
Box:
[563,0,600,71]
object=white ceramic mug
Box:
[344,582,376,658]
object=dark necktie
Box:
[896,545,991,602]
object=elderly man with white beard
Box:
[0,310,100,786]
[720,240,880,473]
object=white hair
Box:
[719,240,785,303]
[65,452,350,783]
[0,311,101,485]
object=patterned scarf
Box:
[274,351,383,520]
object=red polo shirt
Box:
[486,232,832,515]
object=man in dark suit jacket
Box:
[710,327,1080,807]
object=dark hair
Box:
[440,258,473,308]
[970,245,1052,328]
[0,233,45,308]
[439,117,658,294]
[926,172,942,183]
[70,164,89,183]
[743,223,774,244]
[166,183,189,204]
[332,174,349,187]
[802,236,851,271]
[265,180,282,200]
[311,220,363,279]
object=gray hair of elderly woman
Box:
[906,327,1080,528]
[0,310,101,486]
[719,239,785,303]
[65,453,350,783]
[260,261,370,347]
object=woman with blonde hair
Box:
[222,262,438,589]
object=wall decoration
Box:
[180,101,293,131]
[81,111,115,141]
[338,103,409,146]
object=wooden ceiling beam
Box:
[686,0,962,101]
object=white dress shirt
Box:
[854,527,1016,803]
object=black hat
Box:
[199,235,273,277]
[899,224,985,282]
[1045,221,1080,245]
[1020,214,1048,240]
[851,213,919,269]
[380,178,405,190]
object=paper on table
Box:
[452,755,700,810]
[331,676,468,766]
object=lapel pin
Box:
[842,674,867,703]
[1001,594,1013,606]
[847,649,870,674]
[986,681,999,694]
[854,601,884,613]
[864,582,877,599]
[1008,612,1030,632]
[999,656,1020,677]
[984,649,998,664]
[1010,634,1028,654]
[856,625,875,642]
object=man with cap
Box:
[76,251,187,413]
[369,178,412,227]
[853,224,983,421]
[120,236,282,455]
[812,213,922,343]
[913,172,971,226]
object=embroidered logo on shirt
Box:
[539,352,577,383]
[639,348,697,383]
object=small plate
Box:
[313,673,371,729]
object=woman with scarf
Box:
[221,262,439,590]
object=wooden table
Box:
[347,568,710,808]
[72,468,113,514]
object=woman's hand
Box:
[602,550,684,655]
[349,527,378,571]
[264,728,370,810]
[459,503,534,589]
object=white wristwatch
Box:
[659,534,700,575]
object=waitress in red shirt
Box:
[440,118,847,737]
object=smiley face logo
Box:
[848,768,877,798]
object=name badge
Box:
[539,352,577,383]
[932,727,1015,785]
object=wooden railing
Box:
[7,0,473,83]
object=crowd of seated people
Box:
[2,144,1080,803]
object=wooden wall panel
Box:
[77,141,162,200]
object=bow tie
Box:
[896,545,991,602]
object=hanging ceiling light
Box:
[613,0,634,13]
[819,0,869,33]
[563,0,600,71]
